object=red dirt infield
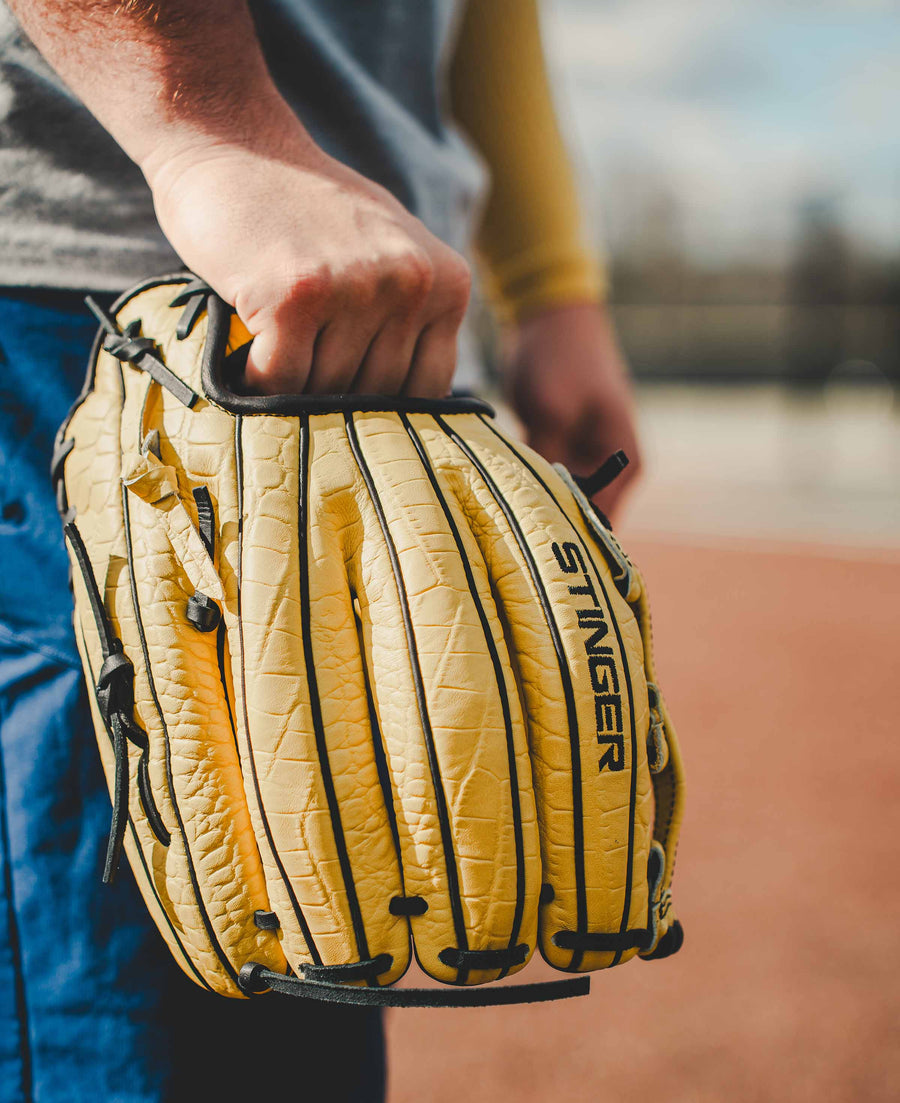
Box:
[385,536,900,1103]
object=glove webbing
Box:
[85,297,198,409]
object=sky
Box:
[543,0,900,265]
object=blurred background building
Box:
[550,0,900,388]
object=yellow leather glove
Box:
[54,275,684,1006]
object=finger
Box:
[592,462,639,526]
[570,409,642,524]
[305,319,380,395]
[526,425,637,524]
[525,426,567,467]
[402,320,459,398]
[243,323,315,396]
[350,317,423,395]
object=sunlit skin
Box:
[10,0,641,522]
[506,303,642,521]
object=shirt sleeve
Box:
[448,0,608,322]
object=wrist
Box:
[509,299,618,354]
[503,299,629,397]
[140,86,311,192]
[514,298,610,327]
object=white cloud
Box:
[544,0,900,262]
[541,0,738,87]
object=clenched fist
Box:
[145,115,471,399]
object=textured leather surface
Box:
[56,276,685,1000]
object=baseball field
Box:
[387,385,900,1102]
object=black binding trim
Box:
[80,633,212,992]
[573,450,630,499]
[195,478,237,757]
[238,963,589,1007]
[200,293,494,417]
[50,436,74,489]
[55,280,189,504]
[121,487,240,983]
[85,297,198,409]
[65,521,115,653]
[642,844,664,952]
[298,417,375,983]
[552,929,649,952]
[216,617,238,760]
[65,518,170,883]
[253,910,281,931]
[344,412,473,983]
[169,278,213,340]
[645,683,666,774]
[401,414,527,978]
[53,290,123,488]
[643,920,683,960]
[235,418,323,968]
[434,417,590,972]
[480,419,641,967]
[438,944,528,971]
[390,896,428,917]
[301,954,393,984]
[97,654,128,883]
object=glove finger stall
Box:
[345,411,541,985]
[414,416,655,972]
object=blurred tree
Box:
[785,196,850,391]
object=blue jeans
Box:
[0,289,385,1102]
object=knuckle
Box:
[382,249,435,308]
[340,268,379,314]
[438,254,472,315]
[274,266,335,320]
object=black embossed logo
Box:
[552,541,625,772]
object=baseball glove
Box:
[52,273,685,1007]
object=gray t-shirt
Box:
[0,0,487,294]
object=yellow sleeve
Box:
[448,0,607,322]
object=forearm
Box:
[449,0,605,321]
[7,0,303,181]
[8,1,473,397]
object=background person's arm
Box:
[9,0,472,397]
[450,0,640,519]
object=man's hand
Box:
[11,0,471,399]
[146,122,472,398]
[503,302,641,522]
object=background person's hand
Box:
[145,115,472,399]
[503,302,642,523]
